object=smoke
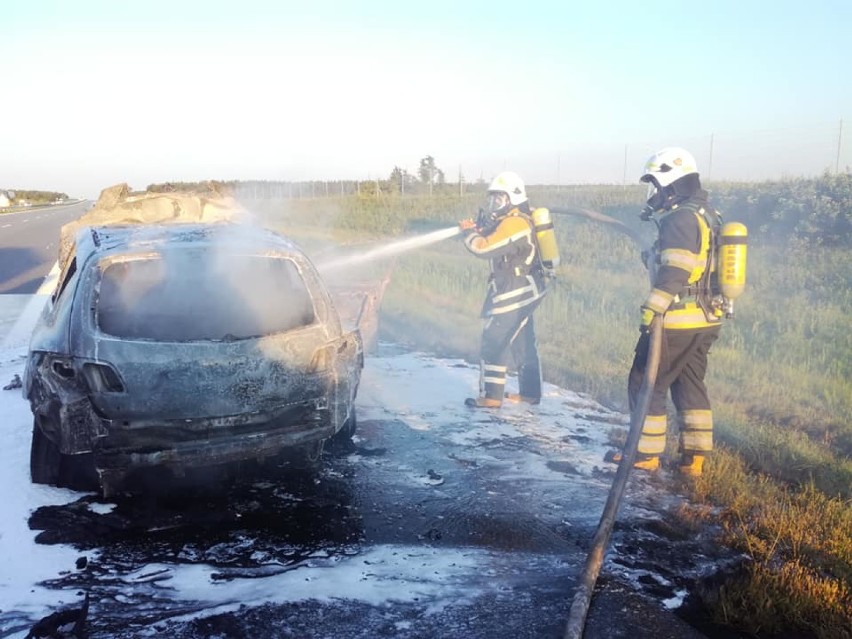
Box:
[96,225,312,341]
[207,194,466,356]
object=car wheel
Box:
[294,439,324,471]
[328,407,357,453]
[30,422,60,485]
[338,407,357,440]
[59,452,99,492]
[30,420,99,491]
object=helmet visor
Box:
[640,175,658,202]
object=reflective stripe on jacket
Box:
[643,195,721,330]
[464,209,546,316]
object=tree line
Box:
[141,163,851,248]
[1,189,69,204]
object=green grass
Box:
[244,183,852,638]
[690,450,852,638]
[374,214,852,493]
[247,190,852,491]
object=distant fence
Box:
[161,119,849,202]
[617,119,848,184]
[477,119,850,186]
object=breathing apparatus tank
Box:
[716,222,747,317]
[719,222,748,300]
[531,207,560,270]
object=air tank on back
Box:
[715,221,747,318]
[531,207,560,270]
[718,222,747,300]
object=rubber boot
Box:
[609,452,660,471]
[504,392,541,405]
[679,454,705,477]
[633,456,660,471]
[465,396,502,409]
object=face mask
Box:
[486,192,510,216]
[642,177,667,212]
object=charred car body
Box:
[24,188,364,496]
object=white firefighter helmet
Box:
[488,171,528,206]
[640,147,698,188]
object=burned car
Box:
[24,196,364,497]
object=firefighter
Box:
[623,147,723,477]
[458,171,547,408]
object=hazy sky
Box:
[2,0,851,197]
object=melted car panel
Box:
[25,217,370,496]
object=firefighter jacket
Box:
[643,190,721,330]
[463,208,547,317]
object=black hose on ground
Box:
[562,316,663,639]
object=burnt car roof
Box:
[58,185,251,272]
[73,223,308,261]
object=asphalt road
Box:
[20,356,721,639]
[0,208,730,639]
[0,202,88,294]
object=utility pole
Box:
[836,119,844,173]
[557,154,561,192]
[622,145,628,186]
[708,133,715,181]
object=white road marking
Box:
[1,262,59,349]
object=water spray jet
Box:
[317,226,461,272]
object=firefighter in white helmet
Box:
[458,171,547,408]
[617,147,723,477]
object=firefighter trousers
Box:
[479,301,542,402]
[628,326,721,459]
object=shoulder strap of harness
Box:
[679,201,725,320]
[515,210,547,277]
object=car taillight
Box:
[49,357,75,379]
[82,362,126,393]
[308,345,333,373]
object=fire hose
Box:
[320,206,661,638]
[550,204,664,637]
[549,206,645,246]
[562,315,663,639]
[319,205,660,638]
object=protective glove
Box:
[475,207,489,228]
[639,307,656,332]
[458,218,477,234]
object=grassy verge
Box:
[688,448,851,638]
[244,185,851,638]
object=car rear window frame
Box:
[91,249,320,342]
